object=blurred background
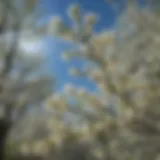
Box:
[0,0,160,160]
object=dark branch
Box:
[0,23,21,77]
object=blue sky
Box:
[41,0,117,91]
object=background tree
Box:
[0,0,53,159]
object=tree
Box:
[0,0,52,159]
[45,1,160,159]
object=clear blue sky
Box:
[42,0,117,91]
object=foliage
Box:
[6,0,160,160]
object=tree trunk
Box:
[0,119,11,160]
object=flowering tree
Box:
[42,1,160,160]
